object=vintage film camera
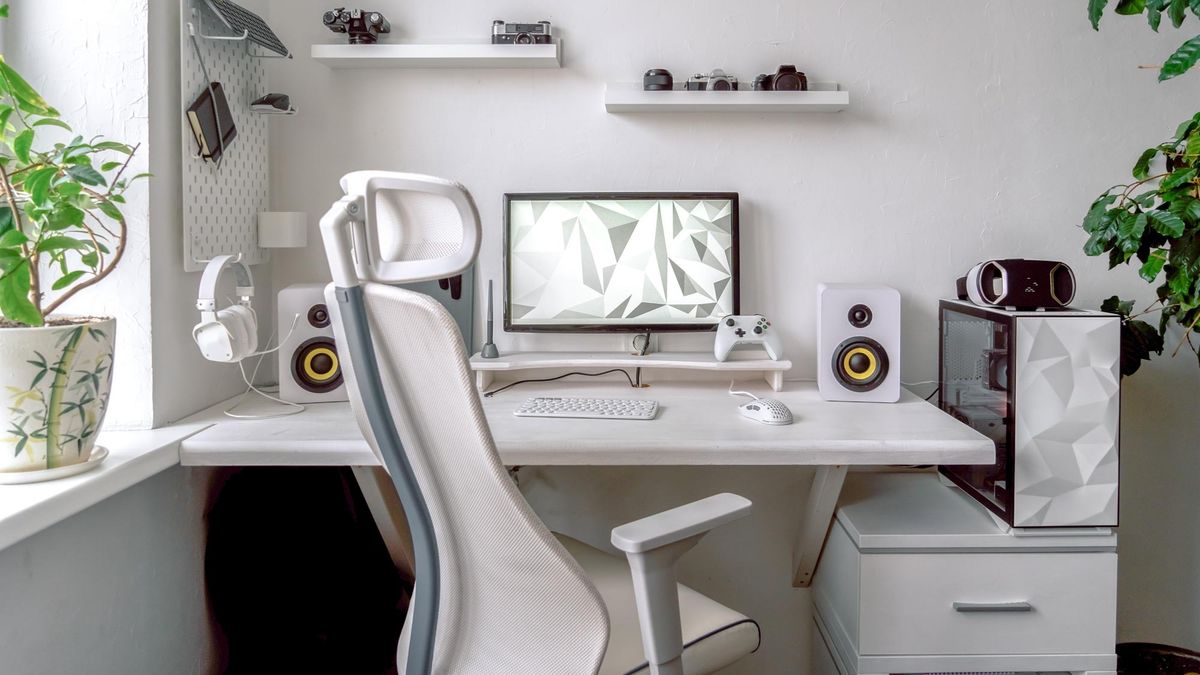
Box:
[685,69,739,91]
[323,8,391,44]
[752,65,808,91]
[492,20,552,44]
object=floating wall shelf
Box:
[311,41,562,69]
[604,82,849,113]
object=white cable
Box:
[728,380,760,401]
[223,313,306,420]
[901,379,938,387]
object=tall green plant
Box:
[1083,0,1200,375]
[0,4,146,327]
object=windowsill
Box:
[0,403,230,551]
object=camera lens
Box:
[368,12,382,25]
[773,74,801,91]
[322,10,337,24]
[516,32,533,44]
[711,79,732,91]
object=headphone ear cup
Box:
[220,305,258,361]
[194,318,236,362]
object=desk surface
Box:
[179,381,993,467]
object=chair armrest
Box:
[611,492,752,554]
[610,493,752,675]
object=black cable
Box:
[924,386,941,402]
[483,368,637,398]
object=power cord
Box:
[483,368,636,398]
[223,312,306,420]
[728,380,761,401]
[632,331,651,387]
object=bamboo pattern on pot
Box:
[5,325,113,469]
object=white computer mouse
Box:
[738,398,793,426]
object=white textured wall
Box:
[6,0,155,429]
[264,0,1200,667]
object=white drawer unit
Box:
[811,472,1118,675]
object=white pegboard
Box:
[179,0,270,272]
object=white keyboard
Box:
[514,397,659,421]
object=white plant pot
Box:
[0,317,115,473]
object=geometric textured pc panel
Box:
[1013,315,1120,527]
[508,198,735,327]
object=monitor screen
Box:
[504,193,739,332]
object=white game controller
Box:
[714,314,784,362]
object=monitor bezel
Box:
[503,192,740,334]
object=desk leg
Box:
[351,466,416,584]
[791,465,848,588]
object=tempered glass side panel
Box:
[939,305,1011,521]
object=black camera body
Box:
[492,20,552,44]
[685,69,739,91]
[323,8,391,44]
[753,64,808,91]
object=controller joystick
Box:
[714,314,784,362]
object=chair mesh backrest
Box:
[341,283,610,674]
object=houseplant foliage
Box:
[1083,0,1200,376]
[0,3,147,471]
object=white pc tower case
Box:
[938,299,1121,528]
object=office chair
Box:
[320,171,760,675]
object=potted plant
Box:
[1081,0,1200,376]
[0,4,146,475]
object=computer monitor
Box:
[504,192,739,333]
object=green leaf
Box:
[65,165,105,187]
[1116,0,1147,13]
[1148,209,1187,236]
[1177,113,1200,140]
[0,228,27,248]
[0,260,40,326]
[1120,318,1165,377]
[1090,0,1110,28]
[1187,131,1200,160]
[23,166,55,206]
[0,6,9,18]
[1160,34,1200,81]
[45,204,84,231]
[1133,148,1158,179]
[30,118,70,131]
[55,182,82,198]
[1148,3,1164,28]
[1188,199,1200,222]
[1140,249,1169,280]
[80,252,98,268]
[1119,210,1148,242]
[50,270,85,291]
[1085,231,1111,256]
[35,236,88,253]
[1170,0,1189,25]
[0,57,48,113]
[1163,167,1198,189]
[0,206,12,236]
[99,161,122,172]
[12,128,33,164]
[1101,295,1136,316]
[1083,194,1117,233]
[96,200,122,221]
[92,141,132,154]
[1192,0,1200,15]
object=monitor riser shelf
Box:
[468,351,792,391]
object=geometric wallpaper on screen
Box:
[508,198,736,326]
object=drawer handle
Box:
[952,601,1033,613]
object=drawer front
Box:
[858,551,1116,656]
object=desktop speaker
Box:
[817,284,901,403]
[279,283,347,404]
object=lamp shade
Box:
[258,211,308,248]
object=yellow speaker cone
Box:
[842,347,877,381]
[303,347,339,382]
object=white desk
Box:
[179,381,993,586]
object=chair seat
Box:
[554,534,760,675]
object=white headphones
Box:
[193,254,258,363]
